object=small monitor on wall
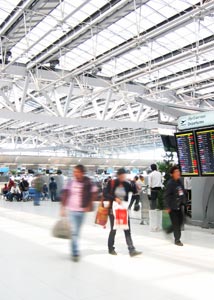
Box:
[161,135,177,152]
[175,131,199,176]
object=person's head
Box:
[73,165,86,181]
[170,165,181,181]
[140,175,144,181]
[151,164,157,171]
[117,168,127,182]
[57,170,62,175]
[50,177,54,181]
[4,183,7,187]
[134,176,139,181]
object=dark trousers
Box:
[150,188,161,210]
[50,191,57,201]
[108,212,135,252]
[169,209,183,242]
[128,194,140,209]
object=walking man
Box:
[164,166,186,246]
[61,165,97,262]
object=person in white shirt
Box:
[184,177,192,201]
[148,164,162,210]
[10,184,22,201]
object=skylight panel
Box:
[0,0,20,25]
[197,86,214,95]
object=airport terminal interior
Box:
[0,0,214,299]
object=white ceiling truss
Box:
[0,0,214,157]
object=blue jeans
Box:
[33,189,41,205]
[70,211,85,257]
[22,191,29,201]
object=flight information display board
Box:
[195,128,214,176]
[175,131,199,176]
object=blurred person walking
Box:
[60,165,97,262]
[104,168,142,257]
[32,174,44,206]
[164,166,186,246]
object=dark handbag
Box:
[134,203,140,211]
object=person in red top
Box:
[2,184,9,195]
[8,178,15,191]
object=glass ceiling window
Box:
[59,0,200,71]
[10,0,108,63]
[100,16,214,77]
[136,46,214,86]
[166,69,214,90]
[0,0,21,25]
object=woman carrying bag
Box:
[104,168,142,257]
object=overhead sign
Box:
[178,111,214,130]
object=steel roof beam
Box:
[135,97,209,118]
[0,109,175,130]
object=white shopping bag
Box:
[149,210,162,232]
[113,202,129,230]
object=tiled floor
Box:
[0,200,214,300]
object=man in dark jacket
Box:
[49,177,57,201]
[104,168,142,257]
[165,166,186,246]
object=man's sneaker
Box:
[109,250,117,256]
[129,250,142,257]
[72,256,80,262]
[175,241,184,246]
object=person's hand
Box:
[60,206,66,217]
[115,198,122,205]
[166,208,171,213]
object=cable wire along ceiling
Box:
[0,0,213,156]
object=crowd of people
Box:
[1,173,62,205]
[1,164,190,262]
[60,163,189,262]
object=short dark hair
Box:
[151,164,157,171]
[134,176,139,181]
[117,168,126,176]
[50,177,54,181]
[170,165,180,175]
[57,169,62,175]
[74,164,86,174]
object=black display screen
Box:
[175,131,199,176]
[195,128,214,176]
